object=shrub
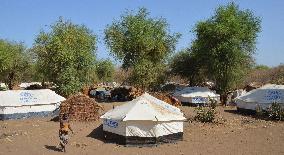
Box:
[194,106,216,123]
[267,102,284,121]
[208,97,217,109]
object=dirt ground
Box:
[1,102,284,155]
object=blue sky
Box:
[0,0,283,66]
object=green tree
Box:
[170,49,205,86]
[254,64,270,70]
[33,18,97,96]
[105,8,180,89]
[95,59,115,82]
[191,3,261,104]
[0,39,30,89]
[128,59,167,90]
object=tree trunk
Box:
[7,72,16,90]
[220,93,228,106]
[41,79,45,88]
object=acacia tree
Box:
[170,49,205,86]
[33,18,97,96]
[105,8,180,90]
[95,59,115,82]
[128,59,167,90]
[0,39,30,89]
[192,3,261,103]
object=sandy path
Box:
[0,103,284,155]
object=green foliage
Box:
[194,106,216,123]
[95,59,115,82]
[194,97,217,123]
[267,102,284,121]
[105,8,180,90]
[169,49,205,86]
[33,18,97,96]
[105,8,180,69]
[254,65,270,70]
[128,59,167,90]
[191,3,261,97]
[208,97,218,109]
[0,39,30,89]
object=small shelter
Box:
[19,82,42,89]
[173,87,220,105]
[100,93,186,145]
[0,89,65,120]
[235,84,284,111]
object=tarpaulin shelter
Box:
[173,87,220,105]
[236,84,284,111]
[0,89,65,120]
[19,82,42,89]
[100,93,186,145]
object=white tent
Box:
[0,89,65,120]
[100,93,186,145]
[235,84,284,111]
[173,87,220,104]
[19,82,41,89]
[0,83,7,88]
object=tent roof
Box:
[19,82,41,88]
[236,84,284,104]
[174,87,219,98]
[100,93,186,121]
[0,89,65,107]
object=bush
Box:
[255,104,265,118]
[267,102,284,121]
[194,106,216,123]
[208,97,217,109]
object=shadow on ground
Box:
[224,109,270,121]
[44,145,62,152]
[87,124,105,143]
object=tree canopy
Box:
[169,49,205,86]
[105,8,180,69]
[104,8,180,90]
[95,59,115,82]
[192,3,261,97]
[128,59,167,90]
[0,39,30,89]
[33,18,97,96]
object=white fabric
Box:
[236,84,284,110]
[101,93,185,138]
[103,119,126,136]
[102,120,183,137]
[100,93,186,121]
[174,87,219,98]
[0,103,60,114]
[173,87,220,103]
[126,121,156,137]
[0,83,7,88]
[0,89,65,107]
[19,82,41,88]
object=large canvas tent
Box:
[100,93,186,145]
[173,87,220,105]
[235,84,284,111]
[0,89,65,120]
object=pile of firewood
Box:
[150,92,181,107]
[111,86,144,101]
[60,94,104,121]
